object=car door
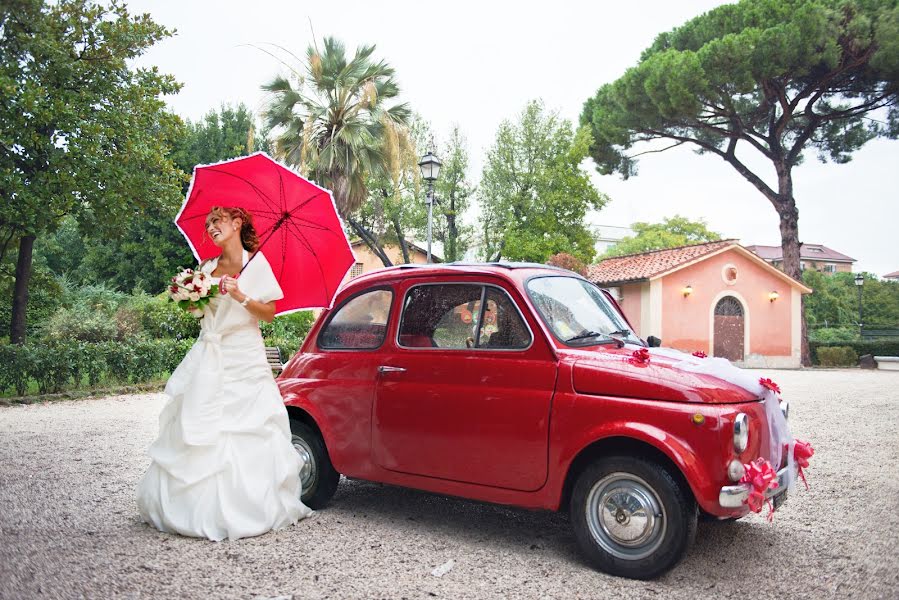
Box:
[373,279,557,492]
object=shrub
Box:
[260,311,315,358]
[810,340,899,364]
[0,343,33,395]
[815,346,858,367]
[546,252,587,276]
[42,305,118,342]
[809,327,859,343]
[134,294,200,340]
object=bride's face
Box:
[206,213,242,248]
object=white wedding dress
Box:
[137,249,312,541]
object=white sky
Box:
[129,0,898,276]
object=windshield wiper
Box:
[565,331,620,345]
[608,329,632,337]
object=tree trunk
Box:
[392,218,410,264]
[347,217,392,267]
[774,189,810,367]
[445,193,458,262]
[10,234,35,344]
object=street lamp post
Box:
[855,273,864,336]
[417,150,442,263]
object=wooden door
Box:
[713,296,744,361]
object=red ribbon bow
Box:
[631,347,651,364]
[758,377,781,394]
[692,351,707,358]
[793,439,815,490]
[740,457,780,521]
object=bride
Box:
[137,206,312,541]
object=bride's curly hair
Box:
[205,206,260,252]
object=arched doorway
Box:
[713,296,744,361]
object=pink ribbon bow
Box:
[631,347,651,365]
[793,439,815,490]
[740,457,780,521]
[759,377,781,394]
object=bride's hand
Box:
[220,275,241,297]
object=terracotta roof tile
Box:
[588,240,737,285]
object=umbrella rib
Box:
[204,167,283,215]
[286,191,328,217]
[283,219,317,255]
[285,219,330,304]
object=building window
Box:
[824,264,836,273]
[722,264,738,285]
[349,262,364,278]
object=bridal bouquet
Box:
[167,267,218,317]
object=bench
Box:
[265,346,284,375]
[874,356,899,371]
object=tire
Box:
[289,419,340,509]
[569,455,697,580]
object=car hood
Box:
[570,347,758,404]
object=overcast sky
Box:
[128,0,898,276]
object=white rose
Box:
[189,292,200,302]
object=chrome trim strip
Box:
[718,464,796,508]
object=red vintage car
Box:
[277,263,793,579]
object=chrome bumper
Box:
[718,464,796,509]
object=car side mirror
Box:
[646,335,662,348]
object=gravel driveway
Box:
[1,369,897,599]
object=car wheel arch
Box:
[559,435,696,513]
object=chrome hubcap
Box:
[586,472,666,560]
[292,434,317,492]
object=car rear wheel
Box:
[570,455,697,580]
[289,419,339,509]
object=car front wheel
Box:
[289,419,340,509]
[570,455,697,580]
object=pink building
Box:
[588,240,812,368]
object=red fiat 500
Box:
[277,263,793,579]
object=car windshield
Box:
[526,276,642,346]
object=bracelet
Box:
[240,296,252,307]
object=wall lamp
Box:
[769,290,780,302]
[682,285,693,298]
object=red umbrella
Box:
[175,152,356,314]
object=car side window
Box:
[398,284,531,350]
[478,288,531,349]
[319,289,393,350]
[399,284,482,349]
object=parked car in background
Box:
[277,263,794,579]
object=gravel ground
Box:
[1,369,898,599]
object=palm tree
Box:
[262,37,412,263]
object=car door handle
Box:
[378,365,407,374]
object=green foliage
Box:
[434,126,475,262]
[808,327,859,343]
[479,100,608,264]
[582,0,898,179]
[263,37,412,217]
[803,271,899,329]
[260,310,315,359]
[810,339,899,364]
[815,346,859,367]
[1,0,184,339]
[603,215,722,257]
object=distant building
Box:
[589,240,811,368]
[345,240,442,283]
[884,270,899,282]
[593,225,635,256]
[745,243,856,274]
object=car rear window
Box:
[318,289,393,350]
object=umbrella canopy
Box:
[175,152,356,314]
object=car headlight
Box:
[733,413,749,454]
[780,399,790,421]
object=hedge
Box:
[810,340,899,365]
[0,339,194,396]
[0,336,303,397]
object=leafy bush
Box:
[260,311,315,358]
[42,305,119,342]
[810,340,899,365]
[0,339,192,396]
[815,346,858,367]
[809,327,858,343]
[133,293,200,340]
